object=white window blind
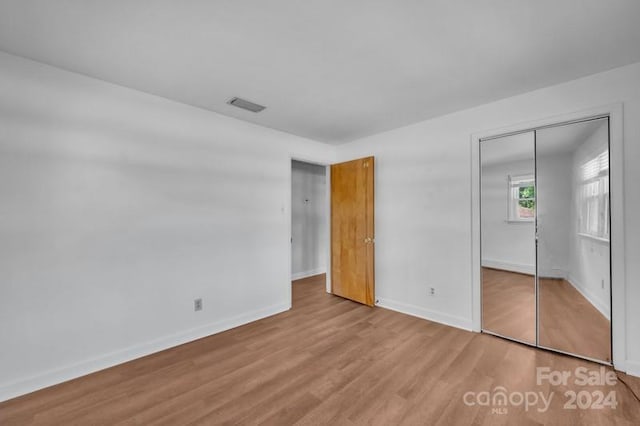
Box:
[581,150,608,181]
[578,150,609,240]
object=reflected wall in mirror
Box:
[481,132,536,344]
[537,118,611,362]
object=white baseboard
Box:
[291,268,326,280]
[376,298,473,332]
[0,302,290,403]
[566,275,610,320]
[538,268,567,279]
[482,259,534,275]
[625,361,640,378]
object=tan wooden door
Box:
[331,156,375,306]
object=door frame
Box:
[288,157,333,301]
[470,103,626,371]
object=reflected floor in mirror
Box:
[539,278,611,362]
[483,268,611,363]
[482,268,536,344]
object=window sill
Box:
[577,233,609,244]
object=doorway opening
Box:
[290,160,328,306]
[289,156,376,309]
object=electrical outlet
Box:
[429,287,435,296]
[194,298,203,311]
[601,279,605,289]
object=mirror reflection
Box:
[481,132,536,344]
[537,118,611,362]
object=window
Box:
[508,174,535,222]
[578,150,609,240]
[508,175,536,222]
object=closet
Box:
[480,117,611,364]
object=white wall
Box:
[291,160,327,279]
[0,51,336,401]
[336,61,640,375]
[536,152,573,278]
[568,124,611,318]
[481,151,573,279]
[481,159,536,274]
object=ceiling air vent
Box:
[227,97,266,113]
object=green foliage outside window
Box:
[519,186,535,209]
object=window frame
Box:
[578,151,610,241]
[507,174,535,223]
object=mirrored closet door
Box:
[481,131,536,345]
[480,117,612,364]
[536,118,611,362]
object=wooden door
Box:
[331,156,375,306]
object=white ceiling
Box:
[1,1,639,144]
[481,132,534,167]
[537,118,606,155]
[481,118,606,166]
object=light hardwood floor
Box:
[482,267,611,362]
[539,277,611,362]
[1,274,638,425]
[482,267,536,344]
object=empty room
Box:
[1,1,640,425]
